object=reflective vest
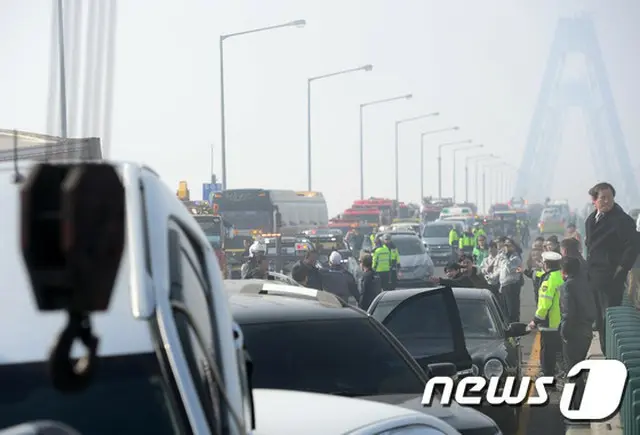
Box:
[370,234,376,245]
[448,229,459,246]
[535,269,563,330]
[472,228,486,243]
[472,247,488,266]
[372,245,391,272]
[389,245,400,269]
[459,234,474,249]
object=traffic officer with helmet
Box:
[458,228,475,257]
[528,251,564,378]
[472,222,486,242]
[386,235,400,290]
[373,233,392,290]
[448,226,460,251]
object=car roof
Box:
[252,389,451,435]
[375,286,493,303]
[429,220,461,226]
[224,280,365,324]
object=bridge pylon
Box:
[514,13,639,207]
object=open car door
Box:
[368,286,472,375]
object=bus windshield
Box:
[222,210,271,230]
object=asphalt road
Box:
[432,252,566,435]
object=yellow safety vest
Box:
[373,245,392,272]
[535,269,563,330]
[459,234,474,249]
[449,229,459,246]
[472,228,486,243]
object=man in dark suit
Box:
[584,182,638,354]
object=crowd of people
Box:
[239,181,639,420]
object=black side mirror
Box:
[427,362,457,378]
[506,322,529,337]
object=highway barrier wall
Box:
[605,261,640,434]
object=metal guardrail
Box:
[628,260,640,309]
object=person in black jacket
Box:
[291,262,309,286]
[430,262,476,288]
[358,253,381,310]
[320,251,360,304]
[292,250,323,290]
[585,182,639,354]
[559,256,596,417]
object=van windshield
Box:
[0,353,177,434]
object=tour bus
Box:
[211,189,328,262]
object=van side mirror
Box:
[506,322,529,337]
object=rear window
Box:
[240,318,424,397]
[541,208,561,219]
[0,354,176,434]
[393,237,425,256]
[423,225,450,238]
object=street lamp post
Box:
[308,64,373,191]
[359,93,413,199]
[419,127,459,201]
[437,139,472,198]
[452,144,483,202]
[395,112,440,201]
[475,156,499,206]
[465,154,495,204]
[219,19,305,191]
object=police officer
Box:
[241,240,269,279]
[528,251,564,378]
[387,235,400,290]
[369,227,378,247]
[373,234,392,290]
[472,222,486,242]
[448,226,460,251]
[458,228,475,257]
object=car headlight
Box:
[483,358,504,378]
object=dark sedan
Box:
[368,287,529,433]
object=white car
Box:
[0,161,460,435]
[252,389,460,435]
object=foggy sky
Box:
[1,0,639,215]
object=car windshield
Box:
[457,299,500,338]
[423,225,450,238]
[393,237,425,256]
[0,353,176,434]
[240,318,425,397]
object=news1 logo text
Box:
[422,360,627,421]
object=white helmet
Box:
[249,240,267,257]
